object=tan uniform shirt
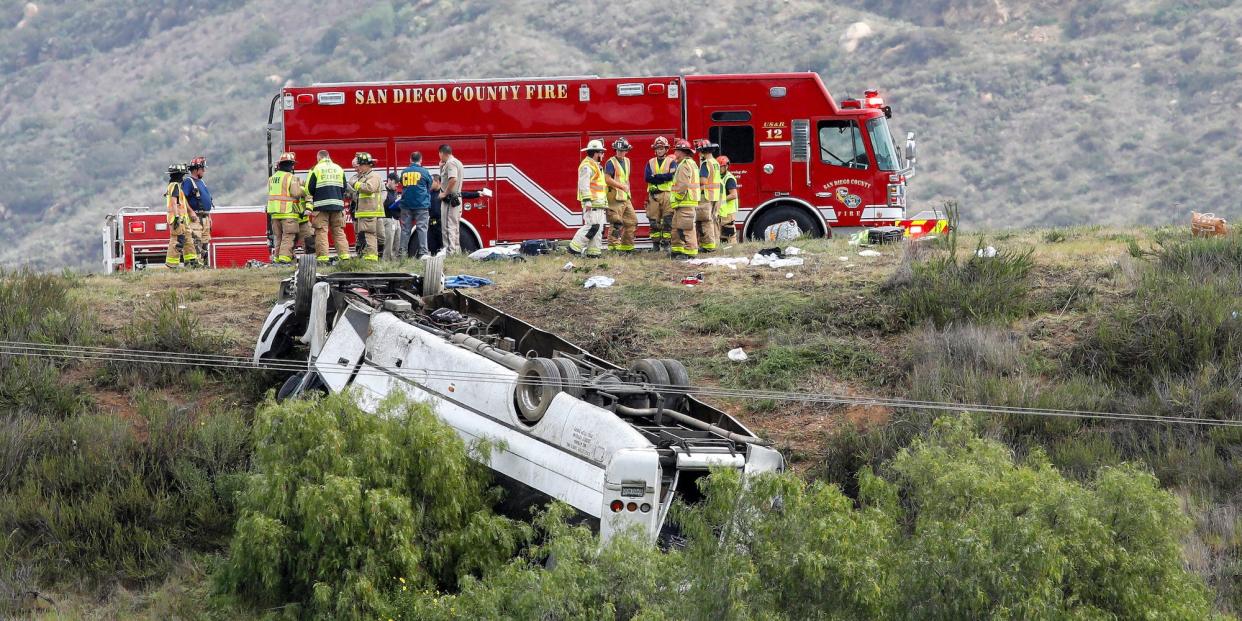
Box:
[439,155,464,196]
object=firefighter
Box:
[164,163,199,268]
[669,139,701,259]
[569,139,608,257]
[717,156,739,243]
[184,156,214,266]
[695,139,722,253]
[306,150,350,262]
[266,151,308,264]
[644,136,676,251]
[348,152,384,262]
[604,137,637,252]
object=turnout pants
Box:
[190,213,212,264]
[646,191,672,246]
[696,201,719,251]
[313,210,351,260]
[166,218,196,266]
[670,206,698,257]
[569,207,608,256]
[273,218,300,262]
[607,198,637,250]
[719,209,737,241]
[355,216,380,261]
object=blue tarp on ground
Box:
[444,275,494,289]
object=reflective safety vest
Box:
[307,158,346,210]
[700,157,722,202]
[165,182,190,224]
[671,159,701,208]
[351,170,385,218]
[578,157,607,207]
[267,171,303,219]
[646,156,673,192]
[608,156,630,202]
[719,171,739,217]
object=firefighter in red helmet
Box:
[164,163,199,267]
[668,139,701,259]
[644,136,676,251]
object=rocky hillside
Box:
[1,0,1240,269]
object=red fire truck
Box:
[269,72,936,251]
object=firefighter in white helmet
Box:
[348,152,384,262]
[569,139,609,257]
[164,163,199,267]
[604,137,637,252]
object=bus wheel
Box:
[746,203,829,240]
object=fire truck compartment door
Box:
[395,138,491,235]
[313,302,372,392]
[759,142,791,193]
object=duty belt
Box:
[194,210,209,216]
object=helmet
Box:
[672,139,694,153]
[612,137,632,151]
[188,156,206,170]
[581,139,606,153]
[278,151,297,164]
[709,142,720,153]
[716,155,730,167]
[693,139,712,152]
[651,136,670,149]
[167,162,188,175]
[354,152,374,166]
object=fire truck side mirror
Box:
[905,131,917,164]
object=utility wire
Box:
[3,340,1239,429]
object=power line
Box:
[2,340,1239,429]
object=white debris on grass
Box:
[976,246,998,258]
[686,256,751,267]
[467,245,520,260]
[583,275,615,289]
[727,348,749,362]
[858,249,882,257]
[562,261,575,271]
[751,253,805,268]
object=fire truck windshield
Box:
[867,117,900,171]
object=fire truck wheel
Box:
[294,254,316,318]
[516,357,562,424]
[459,226,482,254]
[552,358,584,398]
[658,358,691,410]
[746,203,828,240]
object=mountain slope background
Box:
[0,0,1240,270]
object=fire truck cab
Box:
[270,72,932,251]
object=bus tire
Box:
[552,358,584,398]
[516,357,562,424]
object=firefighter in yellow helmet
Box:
[569,139,609,257]
[717,155,739,243]
[306,150,350,263]
[266,152,309,264]
[668,139,701,259]
[695,139,722,253]
[164,163,199,267]
[604,137,637,252]
[348,152,385,262]
[644,136,675,251]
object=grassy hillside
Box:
[1,225,1239,616]
[1,0,1240,270]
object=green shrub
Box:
[415,416,1213,620]
[0,270,93,416]
[109,291,233,389]
[216,392,526,620]
[890,238,1035,328]
[0,394,251,590]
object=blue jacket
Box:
[182,177,213,212]
[398,164,433,210]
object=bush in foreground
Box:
[216,392,527,619]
